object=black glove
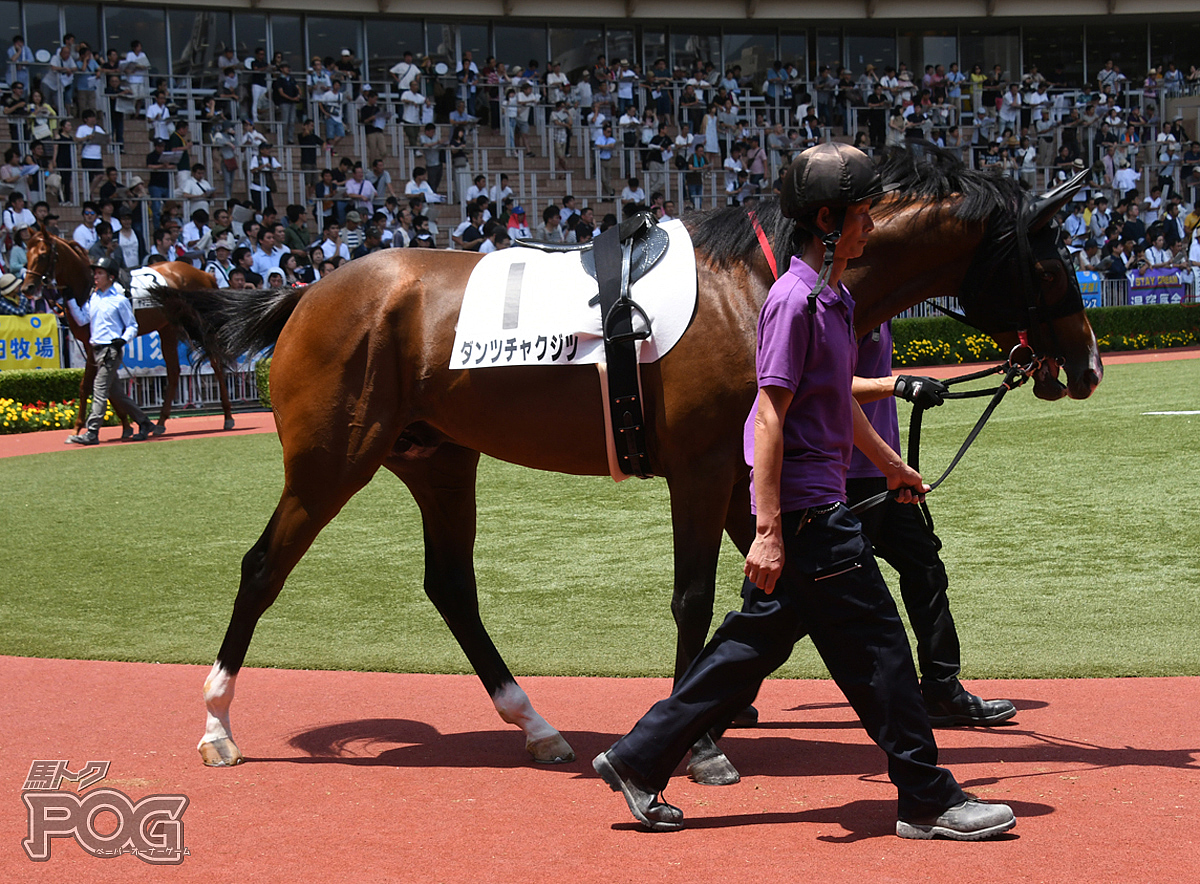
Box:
[894,375,948,408]
[111,339,125,351]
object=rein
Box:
[849,341,1040,517]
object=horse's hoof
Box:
[199,738,244,767]
[687,751,741,786]
[223,418,235,431]
[527,733,575,764]
[151,424,167,436]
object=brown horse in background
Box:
[163,149,1102,782]
[20,229,236,435]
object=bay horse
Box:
[164,148,1102,779]
[20,229,237,436]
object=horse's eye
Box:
[1041,271,1055,281]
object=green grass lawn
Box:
[2,359,1197,679]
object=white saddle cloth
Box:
[128,266,169,311]
[449,219,697,370]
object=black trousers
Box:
[846,476,962,701]
[612,504,965,820]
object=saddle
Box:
[513,212,670,292]
[519,212,665,479]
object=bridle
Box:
[23,231,61,299]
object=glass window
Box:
[779,30,807,81]
[959,26,1019,82]
[168,10,230,84]
[0,1,21,49]
[899,30,956,84]
[816,29,841,75]
[1086,22,1149,86]
[63,5,102,50]
[366,19,424,88]
[845,30,896,77]
[671,29,720,78]
[550,26,603,82]
[460,24,488,68]
[642,30,665,71]
[1023,26,1083,87]
[21,2,59,61]
[495,23,545,72]
[722,32,775,83]
[607,28,634,70]
[105,5,167,76]
[232,13,266,62]
[306,15,360,68]
[1151,20,1200,74]
[270,14,304,74]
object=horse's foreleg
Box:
[211,360,235,431]
[154,329,180,435]
[667,472,742,786]
[200,455,379,767]
[390,444,574,765]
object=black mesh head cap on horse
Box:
[780,143,889,312]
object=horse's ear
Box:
[1023,163,1096,232]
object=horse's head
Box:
[959,166,1103,401]
[21,229,90,307]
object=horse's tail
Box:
[148,285,306,368]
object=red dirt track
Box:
[4,349,1198,880]
[2,657,1198,883]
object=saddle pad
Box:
[450,218,697,369]
[129,266,168,311]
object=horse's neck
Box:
[847,203,986,335]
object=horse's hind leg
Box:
[152,327,181,435]
[211,359,236,431]
[200,443,385,766]
[387,442,574,764]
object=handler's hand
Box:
[885,461,930,505]
[744,531,785,594]
[894,374,948,408]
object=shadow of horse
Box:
[258,716,1200,787]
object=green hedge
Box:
[0,369,86,404]
[255,358,272,408]
[892,304,1200,367]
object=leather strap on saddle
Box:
[592,221,654,479]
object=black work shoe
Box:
[593,749,684,832]
[132,421,155,441]
[65,432,99,446]
[925,692,1017,727]
[897,798,1016,840]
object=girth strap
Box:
[593,224,653,478]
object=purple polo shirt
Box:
[744,256,857,513]
[848,320,902,479]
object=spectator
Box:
[45,44,77,116]
[307,56,331,98]
[419,123,446,193]
[595,122,617,197]
[318,221,351,261]
[88,222,125,270]
[178,163,214,219]
[230,246,262,285]
[247,47,269,123]
[390,50,420,92]
[72,202,99,249]
[123,40,151,114]
[538,205,563,243]
[272,62,301,144]
[146,91,172,141]
[249,143,281,212]
[7,35,33,92]
[282,204,312,260]
[360,88,388,163]
[340,211,366,253]
[344,164,377,216]
[405,166,444,223]
[401,77,426,147]
[506,205,531,239]
[181,209,211,253]
[620,176,646,209]
[451,204,486,251]
[366,158,395,204]
[115,211,143,268]
[202,237,234,286]
[251,226,285,277]
[351,227,383,259]
[211,122,239,200]
[318,78,347,155]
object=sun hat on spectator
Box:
[513,205,525,214]
[345,210,363,223]
[0,273,20,299]
[212,237,234,252]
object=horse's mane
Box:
[685,144,1026,277]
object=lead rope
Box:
[849,348,1037,517]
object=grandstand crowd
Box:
[2,26,1200,307]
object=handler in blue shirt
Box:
[65,257,154,446]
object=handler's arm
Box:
[851,398,929,505]
[744,384,791,594]
[851,375,894,404]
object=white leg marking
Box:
[199,662,238,749]
[492,682,558,742]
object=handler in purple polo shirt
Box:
[594,143,1016,841]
